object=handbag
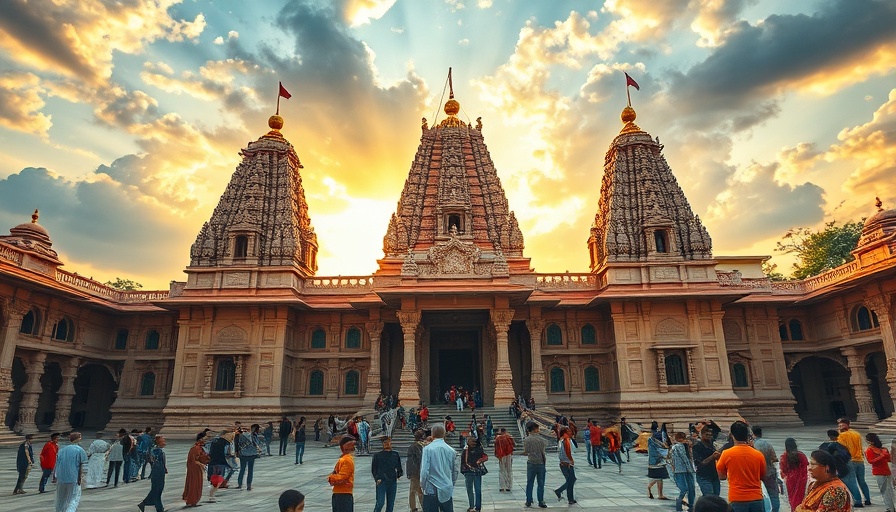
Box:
[476,463,488,476]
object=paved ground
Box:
[0,426,890,511]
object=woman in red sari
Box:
[182,433,208,507]
[796,450,852,512]
[781,438,809,511]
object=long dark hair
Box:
[866,432,883,449]
[811,449,840,477]
[784,438,800,467]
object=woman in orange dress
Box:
[182,433,208,507]
[796,450,852,512]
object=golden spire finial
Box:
[31,209,39,224]
[444,67,460,116]
[876,197,884,212]
[268,115,284,131]
[619,105,641,133]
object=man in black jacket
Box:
[14,433,34,494]
[372,436,402,512]
[279,417,293,456]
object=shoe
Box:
[648,490,654,499]
[568,500,577,505]
[659,496,671,500]
[539,504,548,508]
[554,489,563,501]
[865,502,873,506]
[138,504,145,512]
[526,503,532,508]
[854,505,864,509]
[247,486,252,491]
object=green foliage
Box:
[775,220,863,279]
[761,261,787,281]
[104,277,143,291]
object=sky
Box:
[0,0,894,290]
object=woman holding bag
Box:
[461,436,489,512]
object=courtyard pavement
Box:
[0,426,890,511]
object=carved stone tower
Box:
[378,85,529,277]
[190,115,318,277]
[588,106,712,273]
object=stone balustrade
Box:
[304,276,376,290]
[534,273,597,289]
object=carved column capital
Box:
[397,310,421,333]
[525,317,545,337]
[866,294,891,320]
[490,309,515,332]
[365,321,384,340]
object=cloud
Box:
[0,72,51,136]
[690,0,758,47]
[343,0,398,26]
[140,58,265,111]
[775,142,823,181]
[477,0,493,8]
[832,88,896,203]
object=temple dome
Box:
[9,209,51,244]
[859,198,896,246]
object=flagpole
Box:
[276,82,281,115]
[626,84,631,107]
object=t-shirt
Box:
[692,441,719,479]
[716,444,766,502]
[838,429,864,462]
[588,425,602,446]
[524,435,546,465]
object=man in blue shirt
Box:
[420,423,458,512]
[54,432,87,512]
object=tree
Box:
[775,220,863,279]
[761,261,787,281]
[104,277,143,291]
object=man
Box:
[14,433,34,494]
[359,417,371,455]
[523,421,548,508]
[587,419,603,468]
[838,417,873,507]
[554,426,577,505]
[407,430,426,512]
[137,427,154,480]
[279,416,293,456]
[138,435,167,512]
[494,427,516,492]
[237,423,262,490]
[692,427,721,496]
[54,432,87,512]
[328,436,356,512]
[120,428,136,483]
[39,432,60,493]
[751,426,779,512]
[420,423,459,512]
[279,489,306,512]
[372,436,402,512]
[716,421,765,512]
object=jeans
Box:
[556,464,576,501]
[139,474,166,512]
[123,452,133,483]
[729,500,765,512]
[673,472,696,511]
[761,473,780,512]
[106,461,122,486]
[876,474,895,511]
[586,443,594,465]
[332,493,354,512]
[695,474,720,496]
[608,451,623,471]
[465,473,482,510]
[295,442,305,464]
[852,461,872,502]
[263,436,272,456]
[526,462,546,505]
[138,451,150,479]
[279,437,289,455]
[842,465,863,505]
[374,479,398,512]
[39,467,53,492]
[237,456,256,488]
[422,494,454,512]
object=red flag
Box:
[625,72,640,90]
[278,82,292,99]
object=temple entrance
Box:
[70,364,116,430]
[429,330,482,404]
[789,356,856,424]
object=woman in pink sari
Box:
[781,437,809,511]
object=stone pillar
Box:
[657,349,668,393]
[363,321,384,404]
[0,300,27,427]
[842,347,878,424]
[234,355,244,398]
[397,310,421,405]
[686,349,698,392]
[867,294,896,408]
[491,309,515,404]
[14,352,46,434]
[202,358,213,398]
[50,358,80,432]
[525,318,548,404]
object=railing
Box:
[719,260,863,295]
[535,273,598,290]
[118,291,170,303]
[304,276,375,290]
[55,269,167,303]
[800,260,861,292]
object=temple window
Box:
[51,317,74,342]
[788,319,804,341]
[19,309,40,336]
[778,322,789,341]
[446,214,463,234]
[549,367,566,393]
[215,358,236,391]
[309,370,324,396]
[731,363,749,388]
[115,328,129,350]
[584,366,600,391]
[546,324,563,345]
[344,370,360,395]
[140,372,156,396]
[310,328,327,349]
[234,235,249,258]
[145,330,160,350]
[851,305,880,332]
[654,230,669,253]
[581,324,596,345]
[664,353,688,385]
[345,327,362,349]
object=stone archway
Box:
[789,356,857,424]
[4,357,26,429]
[70,364,117,430]
[36,362,62,430]
[866,352,894,420]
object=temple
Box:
[2,82,896,439]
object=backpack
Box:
[821,441,851,478]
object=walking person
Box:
[838,417,873,507]
[328,436,356,512]
[407,430,425,512]
[84,432,110,489]
[262,421,274,456]
[554,426,577,505]
[692,427,721,497]
[138,435,167,512]
[39,432,61,493]
[647,423,671,500]
[670,431,697,512]
[372,436,403,512]
[106,431,124,487]
[182,433,208,507]
[420,423,459,512]
[865,432,895,512]
[279,416,293,456]
[120,428,135,484]
[494,427,516,492]
[461,436,488,512]
[294,416,307,464]
[523,421,548,508]
[796,450,852,512]
[716,421,766,512]
[137,427,154,480]
[751,426,780,512]
[780,438,809,511]
[315,417,323,442]
[13,433,34,495]
[237,423,262,490]
[54,432,87,512]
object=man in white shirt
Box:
[420,423,458,512]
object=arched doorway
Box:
[508,321,531,400]
[380,323,403,398]
[4,357,26,429]
[866,352,894,420]
[36,362,62,430]
[789,356,856,424]
[70,364,116,430]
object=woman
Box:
[138,435,167,512]
[669,432,696,512]
[780,438,809,511]
[327,414,337,442]
[294,416,306,464]
[866,433,894,512]
[461,436,488,512]
[796,450,852,512]
[182,433,207,507]
[85,433,110,489]
[647,422,671,500]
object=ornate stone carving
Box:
[216,325,248,344]
[655,318,687,338]
[722,320,743,342]
[657,349,667,393]
[427,234,481,275]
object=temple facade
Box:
[2,91,896,436]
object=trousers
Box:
[526,462,546,505]
[409,477,424,510]
[499,456,513,489]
